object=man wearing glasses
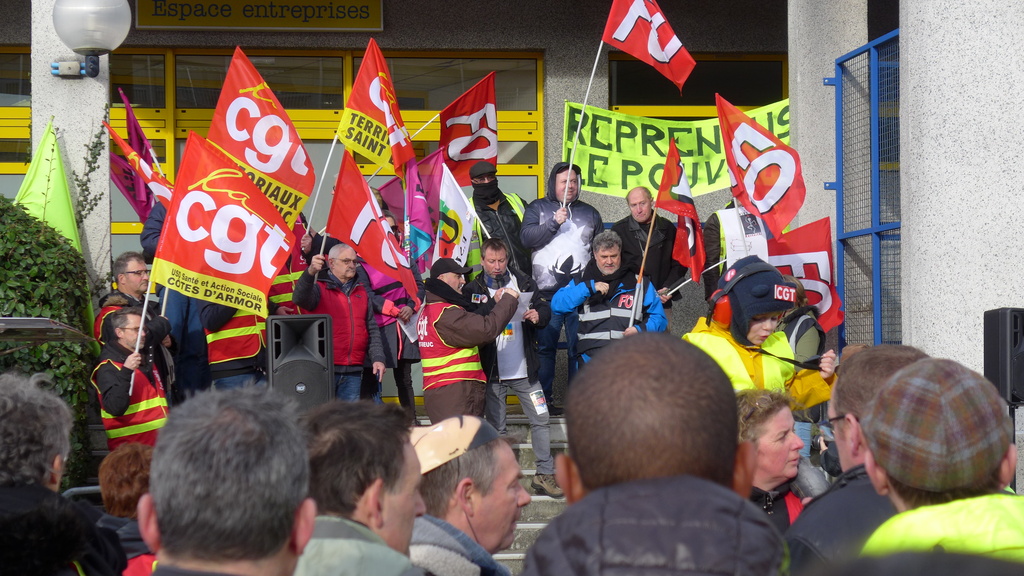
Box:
[294,243,387,401]
[91,307,170,450]
[95,251,176,400]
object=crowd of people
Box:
[2,160,1022,575]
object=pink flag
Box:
[378,149,444,230]
[110,88,161,222]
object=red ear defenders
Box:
[705,260,778,326]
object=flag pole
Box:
[662,259,727,298]
[562,41,605,209]
[128,288,154,391]
[627,208,658,329]
[307,132,341,231]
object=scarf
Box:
[472,180,503,206]
[580,258,636,304]
[483,270,512,289]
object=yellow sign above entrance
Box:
[136,0,382,31]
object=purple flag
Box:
[109,88,160,222]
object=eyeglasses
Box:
[827,413,851,425]
[123,269,149,276]
[122,326,142,332]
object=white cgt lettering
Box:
[445,103,498,162]
[174,189,291,279]
[369,77,412,151]
[611,0,683,64]
[731,123,796,214]
[350,201,411,270]
[224,96,309,176]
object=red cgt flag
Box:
[656,138,705,277]
[338,38,415,180]
[439,72,498,186]
[105,121,174,211]
[603,0,696,92]
[151,132,294,318]
[767,217,844,333]
[326,150,421,309]
[717,93,806,239]
[208,47,314,227]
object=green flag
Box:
[15,120,81,251]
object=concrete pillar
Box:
[31,0,114,287]
[787,0,867,228]
[900,1,1024,368]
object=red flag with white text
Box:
[767,217,844,332]
[338,39,415,180]
[656,138,704,276]
[208,47,314,227]
[717,93,806,239]
[603,0,696,92]
[151,132,294,317]
[326,150,421,308]
[439,72,498,186]
[105,121,174,211]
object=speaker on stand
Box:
[983,307,1024,492]
[267,315,333,411]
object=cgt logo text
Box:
[774,284,797,303]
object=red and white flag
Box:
[433,163,478,266]
[717,93,806,239]
[338,39,415,180]
[207,47,314,227]
[151,132,294,317]
[326,150,421,308]
[656,138,705,277]
[767,217,844,332]
[439,72,498,186]
[603,0,696,92]
[105,121,174,210]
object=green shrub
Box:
[0,196,96,488]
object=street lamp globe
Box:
[52,0,131,77]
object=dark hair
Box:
[113,251,146,278]
[567,334,738,489]
[736,389,792,444]
[301,401,410,517]
[0,372,72,486]
[419,437,508,517]
[149,388,308,562]
[480,237,508,257]
[109,306,144,332]
[99,443,153,519]
[832,345,928,418]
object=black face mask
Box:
[472,179,502,205]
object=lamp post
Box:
[52,0,132,77]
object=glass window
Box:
[356,57,538,111]
[175,54,344,109]
[0,52,30,107]
[0,138,30,164]
[610,57,785,109]
[111,54,166,108]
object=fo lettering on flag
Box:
[656,138,705,276]
[151,132,294,318]
[767,217,844,332]
[439,72,498,186]
[326,150,421,308]
[603,0,695,92]
[433,162,478,266]
[207,47,314,227]
[717,94,806,239]
[105,121,174,211]
[338,38,415,180]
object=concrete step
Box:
[519,495,568,522]
[512,442,567,470]
[494,553,525,575]
[504,415,568,443]
[506,522,545,551]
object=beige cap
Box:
[411,415,500,474]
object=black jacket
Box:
[473,191,530,276]
[785,465,896,575]
[611,215,687,307]
[521,475,786,576]
[463,268,550,383]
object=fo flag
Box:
[439,72,498,186]
[338,39,415,180]
[105,122,173,210]
[717,94,805,239]
[656,138,704,276]
[603,0,695,92]
[326,150,421,308]
[433,163,478,266]
[151,133,294,318]
[767,217,844,332]
[208,47,314,227]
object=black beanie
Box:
[719,256,797,345]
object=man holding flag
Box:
[466,161,530,280]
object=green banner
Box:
[562,99,790,198]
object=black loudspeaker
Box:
[267,315,333,411]
[983,308,1024,403]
